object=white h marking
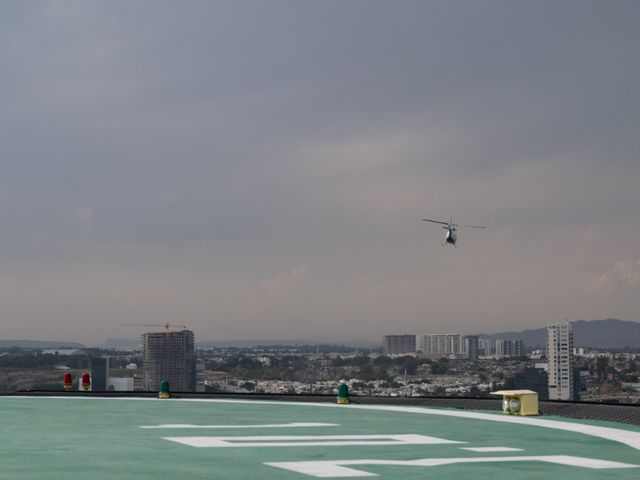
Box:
[266,456,639,477]
[141,422,337,429]
[163,434,463,448]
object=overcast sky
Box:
[1,1,638,345]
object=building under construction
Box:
[142,329,196,392]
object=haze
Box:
[1,1,639,345]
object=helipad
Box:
[2,396,640,479]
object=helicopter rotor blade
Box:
[422,218,450,225]
[461,224,487,229]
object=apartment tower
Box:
[547,321,575,400]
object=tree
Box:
[399,357,417,375]
[373,356,392,366]
[358,364,374,380]
[431,358,449,375]
[241,381,256,392]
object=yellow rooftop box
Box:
[490,389,539,416]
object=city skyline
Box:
[1,2,639,345]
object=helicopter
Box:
[422,217,486,247]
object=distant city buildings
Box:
[512,339,525,357]
[419,334,479,360]
[90,357,109,391]
[547,321,577,400]
[465,335,479,361]
[478,338,493,357]
[383,333,479,360]
[419,334,462,356]
[383,335,417,355]
[143,329,196,392]
[495,339,524,358]
[2,339,639,402]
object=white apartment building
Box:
[478,338,493,356]
[420,334,460,355]
[547,321,575,400]
[495,339,525,358]
[418,334,478,359]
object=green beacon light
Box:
[337,380,349,404]
[159,380,170,399]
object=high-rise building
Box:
[418,334,478,360]
[495,339,509,358]
[419,334,459,356]
[495,339,525,358]
[547,321,576,400]
[511,339,525,357]
[478,338,493,357]
[143,329,196,392]
[464,335,479,361]
[383,335,417,355]
[90,357,109,391]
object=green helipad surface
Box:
[2,396,640,479]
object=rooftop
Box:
[2,395,640,479]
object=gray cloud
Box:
[0,1,639,343]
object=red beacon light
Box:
[81,373,91,391]
[63,372,73,391]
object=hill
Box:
[0,340,85,349]
[99,338,142,349]
[480,319,640,349]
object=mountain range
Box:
[2,319,639,350]
[479,319,640,349]
[0,340,85,349]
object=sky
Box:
[1,1,639,345]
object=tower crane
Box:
[120,323,188,333]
